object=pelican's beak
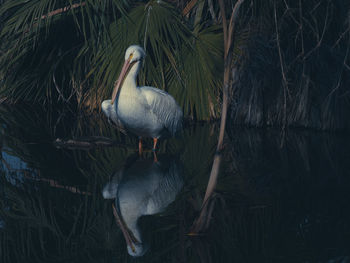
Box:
[112,204,140,253]
[111,54,133,105]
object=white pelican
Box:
[102,45,183,153]
[102,155,183,257]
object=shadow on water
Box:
[0,104,350,262]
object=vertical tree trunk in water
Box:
[190,0,246,234]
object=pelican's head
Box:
[127,243,148,257]
[111,203,149,257]
[111,45,146,105]
[124,45,146,63]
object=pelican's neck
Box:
[123,212,142,242]
[122,61,141,91]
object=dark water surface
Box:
[1,104,350,262]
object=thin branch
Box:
[40,178,91,195]
[182,0,198,16]
[345,62,350,71]
[226,0,245,56]
[332,27,350,49]
[39,2,86,20]
[53,136,129,149]
[282,0,300,27]
[274,0,288,129]
[3,167,91,196]
[303,1,330,61]
[53,72,66,102]
[325,36,350,100]
[190,0,246,234]
[218,0,228,48]
[22,2,87,34]
[299,0,305,56]
[207,0,217,23]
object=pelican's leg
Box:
[138,138,143,156]
[152,138,158,162]
[153,151,158,163]
[152,138,158,151]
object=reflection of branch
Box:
[345,63,350,71]
[3,164,91,196]
[190,194,217,234]
[39,177,91,196]
[1,155,12,171]
[192,235,213,263]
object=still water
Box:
[0,104,350,262]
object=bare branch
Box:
[226,0,246,56]
[53,136,129,149]
[53,72,66,102]
[39,2,86,20]
[24,2,86,34]
[332,27,350,49]
[218,0,228,48]
[207,0,217,23]
[182,0,198,16]
[274,0,288,129]
[345,63,350,71]
[302,1,330,61]
[191,0,246,234]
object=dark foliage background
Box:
[230,0,350,131]
[0,0,349,130]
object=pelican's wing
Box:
[102,169,124,199]
[101,100,127,134]
[144,162,183,215]
[140,87,183,136]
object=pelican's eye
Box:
[128,53,133,61]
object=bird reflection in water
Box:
[102,155,183,257]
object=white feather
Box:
[141,86,183,136]
[101,45,182,139]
